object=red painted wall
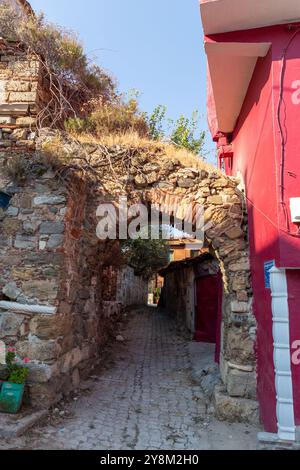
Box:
[205,24,300,432]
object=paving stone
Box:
[0,308,260,450]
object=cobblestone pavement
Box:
[1,307,260,450]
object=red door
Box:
[194,273,222,361]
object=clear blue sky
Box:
[30,0,215,161]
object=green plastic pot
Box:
[0,381,25,414]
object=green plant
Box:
[4,351,29,385]
[121,237,169,280]
[147,106,206,155]
[5,351,16,372]
[148,105,167,141]
[171,111,205,155]
[65,117,92,134]
[8,367,29,385]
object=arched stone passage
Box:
[81,143,257,419]
[0,134,257,421]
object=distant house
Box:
[168,239,204,262]
[159,252,222,361]
[200,0,300,442]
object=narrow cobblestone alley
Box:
[1,308,260,450]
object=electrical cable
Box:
[245,194,300,239]
[277,28,300,236]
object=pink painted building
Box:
[200,0,300,442]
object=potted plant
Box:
[0,352,29,414]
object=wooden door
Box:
[194,273,222,360]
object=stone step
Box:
[0,409,48,438]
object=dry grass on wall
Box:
[73,131,218,174]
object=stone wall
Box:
[0,36,258,419]
[101,265,148,318]
[0,165,148,407]
[116,266,148,306]
[0,40,40,151]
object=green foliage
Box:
[148,105,167,141]
[8,368,29,385]
[5,351,29,385]
[147,106,205,155]
[5,352,16,372]
[121,237,169,280]
[171,112,206,155]
[65,117,91,134]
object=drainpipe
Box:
[270,266,296,441]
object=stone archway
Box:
[126,163,257,419]
[0,133,257,421]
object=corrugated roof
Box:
[158,251,212,277]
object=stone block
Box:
[231,301,249,313]
[211,178,229,188]
[143,163,160,174]
[225,226,244,239]
[33,195,66,206]
[39,222,65,235]
[19,194,32,209]
[6,206,19,217]
[2,281,21,300]
[214,385,259,425]
[146,172,159,184]
[15,116,36,127]
[2,219,22,236]
[229,259,250,272]
[10,128,28,141]
[22,280,59,302]
[16,338,62,362]
[207,195,223,205]
[47,234,64,249]
[60,348,83,373]
[6,81,31,92]
[226,328,255,365]
[237,291,248,302]
[232,273,250,291]
[29,315,69,340]
[0,103,29,116]
[0,312,25,338]
[0,116,16,124]
[22,220,40,235]
[177,178,194,188]
[134,174,147,188]
[226,367,257,399]
[14,235,37,249]
[28,381,62,409]
[27,363,58,384]
[8,91,36,103]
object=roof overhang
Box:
[205,41,271,134]
[200,0,300,35]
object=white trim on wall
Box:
[270,267,296,441]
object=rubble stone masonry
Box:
[0,40,41,151]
